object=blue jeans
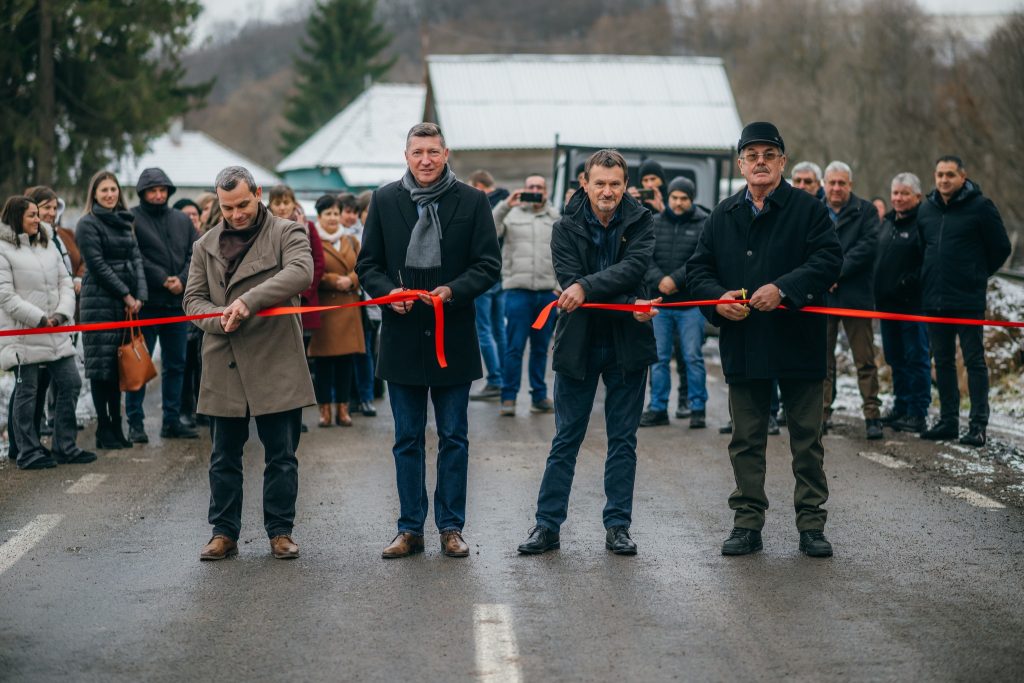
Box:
[474,283,505,386]
[388,382,471,534]
[880,319,931,418]
[650,307,708,412]
[535,344,646,532]
[352,323,376,403]
[125,307,188,427]
[501,289,557,402]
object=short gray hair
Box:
[215,166,257,193]
[824,160,853,181]
[406,122,446,149]
[791,161,822,181]
[891,172,922,195]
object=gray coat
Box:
[183,211,315,417]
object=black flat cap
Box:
[737,121,785,154]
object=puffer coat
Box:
[492,199,560,291]
[0,223,77,370]
[77,206,148,380]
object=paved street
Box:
[2,348,1023,682]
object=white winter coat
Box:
[493,200,560,291]
[0,223,77,370]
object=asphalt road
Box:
[1,356,1023,682]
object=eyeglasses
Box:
[740,151,782,163]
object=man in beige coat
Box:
[184,166,315,561]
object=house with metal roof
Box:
[277,83,427,192]
[116,121,280,199]
[424,54,744,206]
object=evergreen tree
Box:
[0,0,208,196]
[280,0,394,155]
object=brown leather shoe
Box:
[200,534,237,561]
[318,404,332,427]
[381,532,424,559]
[270,535,299,559]
[335,403,352,427]
[440,530,470,558]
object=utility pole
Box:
[36,0,55,183]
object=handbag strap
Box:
[121,309,138,345]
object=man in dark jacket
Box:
[517,149,658,557]
[126,168,199,442]
[917,155,1011,446]
[687,122,843,558]
[356,123,501,560]
[874,172,930,434]
[821,161,883,440]
[640,176,710,429]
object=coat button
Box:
[228,361,237,369]
[746,250,753,256]
[806,294,813,300]
[219,281,225,286]
[424,330,432,337]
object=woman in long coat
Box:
[307,194,364,427]
[76,171,147,449]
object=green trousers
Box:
[727,378,828,532]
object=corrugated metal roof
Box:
[426,54,742,152]
[276,84,426,186]
[117,129,280,190]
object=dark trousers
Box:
[7,367,49,463]
[181,334,202,418]
[880,319,931,418]
[125,308,188,427]
[351,321,376,404]
[825,316,881,420]
[728,378,828,532]
[535,344,646,533]
[927,312,988,427]
[208,408,302,541]
[314,354,354,404]
[90,378,122,427]
[501,289,557,402]
[12,357,82,467]
[387,382,471,535]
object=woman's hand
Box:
[123,294,142,314]
[336,275,353,291]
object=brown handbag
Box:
[118,312,157,392]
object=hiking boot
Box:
[639,410,669,427]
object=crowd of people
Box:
[0,118,1011,562]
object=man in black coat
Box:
[125,167,199,442]
[874,172,930,434]
[517,149,658,557]
[356,123,501,560]
[821,161,883,440]
[686,122,842,557]
[917,155,1011,447]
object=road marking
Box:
[940,486,1006,509]
[473,604,523,683]
[0,514,62,575]
[65,473,107,494]
[859,451,911,469]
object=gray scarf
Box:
[401,165,458,290]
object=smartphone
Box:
[639,189,656,201]
[520,192,544,204]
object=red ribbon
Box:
[0,289,449,369]
[531,299,1024,330]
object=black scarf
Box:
[219,202,267,285]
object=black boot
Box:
[921,419,959,441]
[689,410,706,429]
[95,421,125,450]
[112,420,134,448]
[958,424,986,447]
[722,528,762,555]
[517,526,560,555]
[639,410,669,427]
[865,418,884,440]
[891,415,926,433]
[799,530,833,557]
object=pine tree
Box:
[0,0,209,196]
[280,0,395,155]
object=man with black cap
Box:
[687,122,842,558]
[629,159,667,214]
[127,168,199,442]
[640,176,709,429]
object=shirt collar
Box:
[744,187,778,217]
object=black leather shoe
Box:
[721,527,762,555]
[719,421,733,434]
[18,454,58,470]
[180,414,197,429]
[675,399,691,419]
[891,415,926,433]
[161,422,199,439]
[959,424,986,447]
[865,418,883,440]
[517,526,560,554]
[880,408,904,425]
[53,449,97,465]
[921,419,959,441]
[767,415,780,435]
[689,410,706,429]
[605,526,637,555]
[799,530,833,557]
[359,401,377,417]
[128,423,149,444]
[639,410,669,427]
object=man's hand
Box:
[633,297,662,322]
[646,192,665,214]
[558,283,586,313]
[658,276,678,296]
[715,289,750,322]
[829,282,838,293]
[627,186,641,200]
[220,299,251,333]
[418,286,452,306]
[749,283,782,312]
[123,294,142,314]
[389,287,412,314]
[507,190,523,208]
[164,276,184,295]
